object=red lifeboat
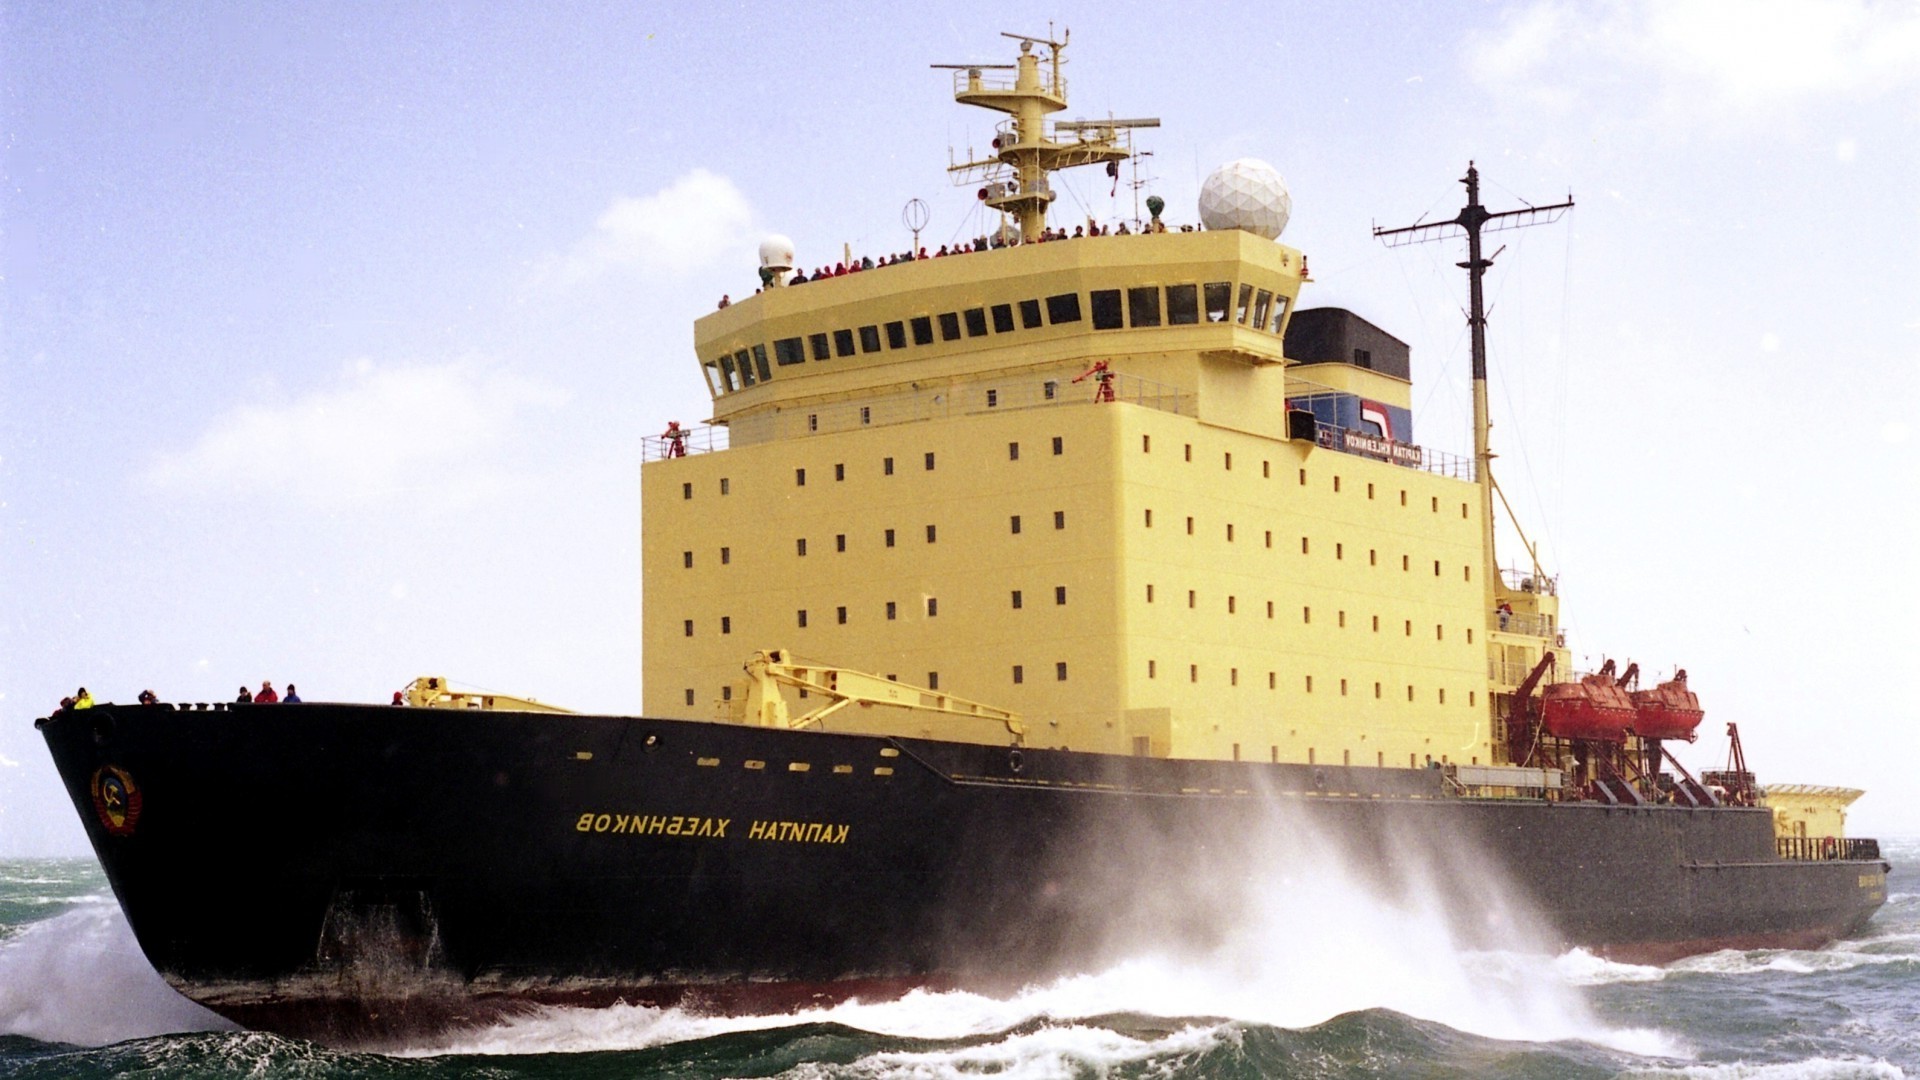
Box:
[1540,672,1636,741]
[1631,670,1704,741]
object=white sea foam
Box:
[775,1021,1232,1080]
[1553,947,1669,986]
[1667,946,1918,979]
[1617,1057,1907,1079]
[0,899,233,1045]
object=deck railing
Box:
[1776,836,1881,861]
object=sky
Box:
[3,0,1916,855]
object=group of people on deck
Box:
[719,217,1192,307]
[58,680,303,711]
[235,680,299,704]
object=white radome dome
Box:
[1197,159,1292,240]
[758,234,796,270]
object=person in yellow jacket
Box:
[73,687,93,709]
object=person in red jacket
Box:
[254,680,280,704]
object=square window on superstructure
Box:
[991,304,1015,333]
[752,344,771,381]
[886,321,907,349]
[884,457,894,475]
[938,312,961,341]
[911,316,934,345]
[1043,380,1057,400]
[1166,283,1199,324]
[719,478,730,495]
[987,389,998,407]
[1011,590,1023,609]
[1090,289,1124,330]
[685,688,695,706]
[809,333,831,361]
[834,329,856,357]
[720,616,731,634]
[682,482,693,500]
[926,597,938,616]
[682,551,693,568]
[1052,436,1063,455]
[796,468,806,486]
[734,349,754,386]
[887,601,897,620]
[1045,293,1082,324]
[885,528,896,547]
[860,406,871,425]
[836,534,846,552]
[1203,282,1231,322]
[720,546,730,564]
[1013,665,1024,684]
[964,308,988,337]
[684,619,695,636]
[1128,286,1161,327]
[837,606,847,624]
[924,451,935,471]
[1019,299,1043,329]
[856,325,880,353]
[925,524,936,542]
[1054,510,1065,529]
[1010,515,1021,533]
[796,538,808,556]
[774,337,806,366]
[835,463,845,481]
[1055,586,1066,605]
[1008,441,1019,460]
[1055,662,1067,681]
[797,610,808,628]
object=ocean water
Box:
[1,840,1913,1080]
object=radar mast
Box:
[934,29,1156,243]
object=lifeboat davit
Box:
[1540,673,1636,741]
[1631,670,1704,742]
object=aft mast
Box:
[935,29,1157,243]
[1374,165,1574,612]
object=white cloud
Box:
[143,358,567,506]
[533,168,755,289]
[1467,0,1920,121]
[0,753,19,769]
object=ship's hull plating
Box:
[39,703,1888,1045]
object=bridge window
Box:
[1167,284,1198,324]
[1045,293,1082,325]
[1252,290,1272,330]
[886,321,907,349]
[774,337,806,366]
[1019,299,1044,329]
[859,325,882,353]
[1236,284,1253,324]
[1203,282,1231,322]
[809,333,831,361]
[1268,296,1289,334]
[733,349,753,387]
[938,312,961,341]
[964,308,988,337]
[911,316,934,345]
[1128,286,1161,327]
[1090,289,1124,330]
[751,345,771,381]
[991,304,1016,333]
[834,329,856,357]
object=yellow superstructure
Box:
[639,32,1570,770]
[1766,784,1864,841]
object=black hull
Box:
[39,703,1889,1046]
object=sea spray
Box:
[0,901,232,1045]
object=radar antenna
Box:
[1374,164,1573,614]
[935,29,1154,243]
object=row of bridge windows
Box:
[707,280,1290,394]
